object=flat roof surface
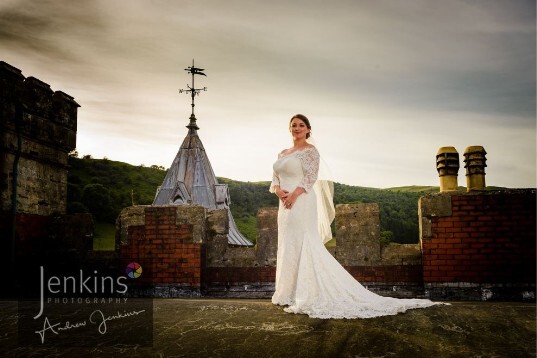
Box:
[1,298,534,357]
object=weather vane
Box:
[179,59,207,131]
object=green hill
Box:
[386,185,506,193]
[385,186,440,193]
[67,155,489,245]
[206,181,459,244]
[67,155,167,223]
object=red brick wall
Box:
[120,207,202,287]
[345,265,423,283]
[204,267,275,284]
[118,190,535,296]
[422,191,536,283]
[0,212,50,256]
[202,265,421,286]
[1,211,92,261]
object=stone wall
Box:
[116,190,535,301]
[335,204,382,265]
[0,61,78,216]
[0,61,84,297]
[204,207,276,297]
[7,61,534,302]
[117,203,425,298]
[420,189,536,300]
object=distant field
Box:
[93,221,116,251]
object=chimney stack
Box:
[436,147,460,192]
[464,146,487,191]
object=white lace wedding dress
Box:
[270,146,442,319]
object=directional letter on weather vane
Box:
[179,59,207,131]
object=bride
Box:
[269,114,443,319]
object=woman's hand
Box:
[283,187,305,209]
[275,186,289,202]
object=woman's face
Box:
[289,118,310,140]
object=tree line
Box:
[67,155,441,244]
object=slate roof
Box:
[153,124,253,246]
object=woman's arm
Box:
[283,147,320,209]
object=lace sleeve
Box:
[297,147,320,192]
[269,172,280,193]
[269,151,284,193]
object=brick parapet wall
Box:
[344,265,423,283]
[419,189,536,299]
[0,212,93,260]
[202,265,423,298]
[118,204,427,298]
[204,266,276,284]
[119,207,202,290]
[204,203,424,297]
[116,191,536,300]
[0,211,94,298]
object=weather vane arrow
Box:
[179,59,207,131]
[186,66,206,76]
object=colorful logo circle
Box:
[126,262,142,279]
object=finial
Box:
[179,59,207,132]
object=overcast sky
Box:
[1,0,535,188]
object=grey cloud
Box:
[0,0,533,187]
[0,0,105,61]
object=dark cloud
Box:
[0,0,534,187]
[0,0,104,61]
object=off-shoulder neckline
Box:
[278,145,316,158]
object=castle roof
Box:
[153,123,253,246]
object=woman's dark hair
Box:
[290,114,311,138]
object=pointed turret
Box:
[152,61,253,246]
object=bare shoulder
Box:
[279,144,317,157]
[278,148,291,157]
